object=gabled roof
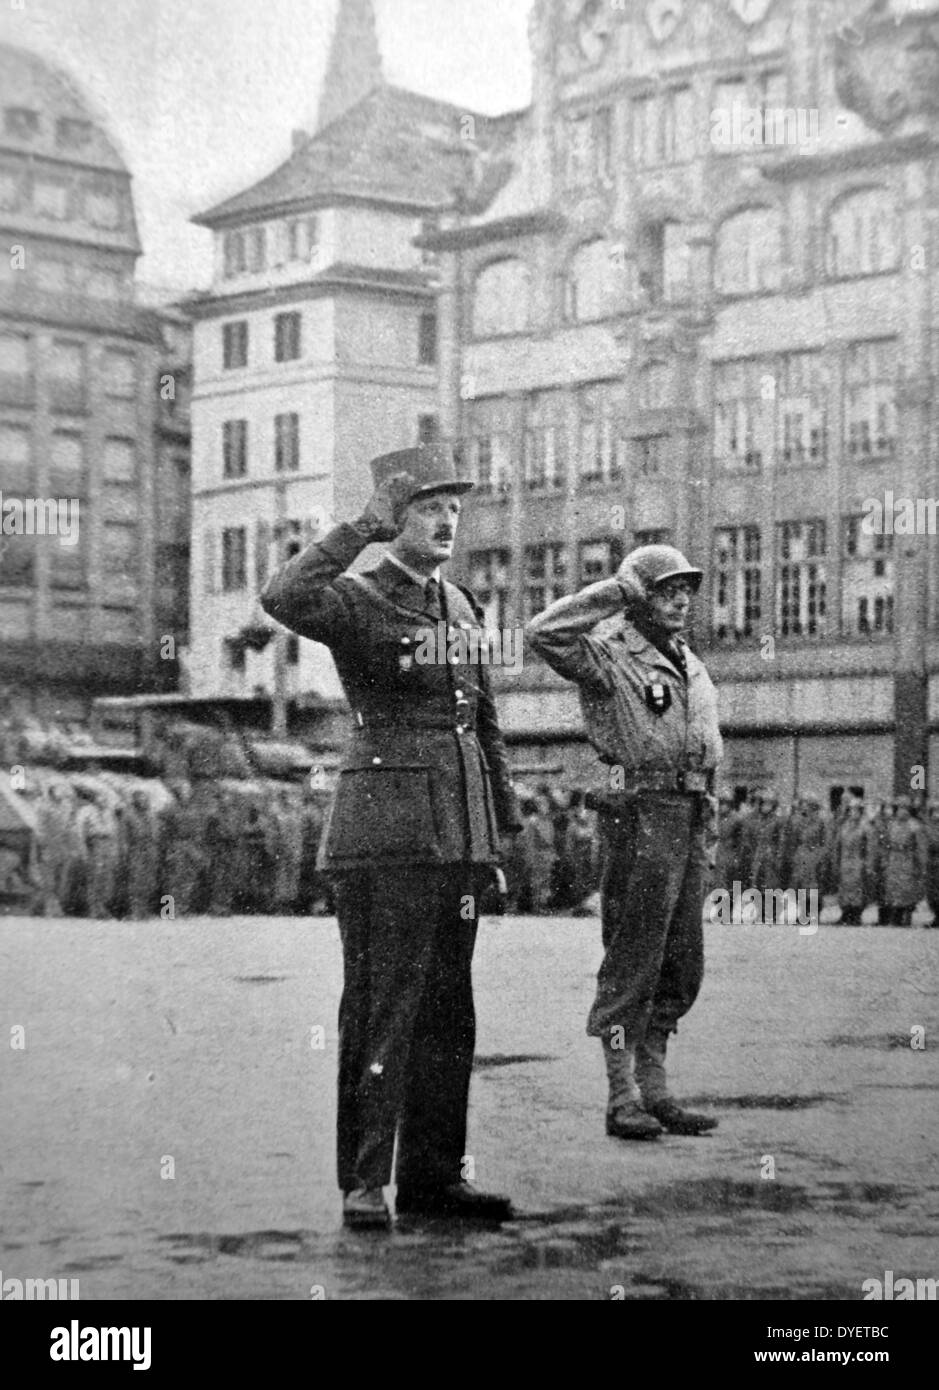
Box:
[193,85,498,228]
[0,42,129,174]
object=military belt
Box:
[591,769,712,804]
[353,712,476,734]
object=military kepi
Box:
[369,444,474,504]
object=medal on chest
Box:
[645,681,672,714]
[399,636,415,672]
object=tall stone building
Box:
[184,0,510,713]
[0,42,188,719]
[429,0,939,807]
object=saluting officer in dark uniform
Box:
[527,545,722,1141]
[261,445,519,1229]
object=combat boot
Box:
[602,1033,662,1140]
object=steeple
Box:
[317,0,383,132]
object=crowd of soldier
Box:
[714,790,939,926]
[504,788,600,914]
[28,776,329,919]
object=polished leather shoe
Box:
[396,1181,514,1221]
[645,1099,719,1135]
[606,1103,663,1141]
[343,1187,390,1230]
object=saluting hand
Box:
[354,472,415,542]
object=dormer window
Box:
[286,215,318,263]
[223,231,246,278]
[86,189,121,230]
[224,226,266,277]
[57,117,93,149]
[4,107,39,139]
[34,179,69,220]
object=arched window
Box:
[826,188,899,278]
[472,259,531,337]
[714,207,783,296]
[565,239,614,322]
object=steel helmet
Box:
[622,545,703,596]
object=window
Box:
[223,231,246,278]
[50,433,84,496]
[418,311,437,365]
[713,359,772,472]
[473,259,531,337]
[469,434,511,495]
[565,111,607,188]
[34,180,68,220]
[222,420,248,479]
[274,311,301,362]
[635,528,671,548]
[36,259,69,293]
[0,424,34,584]
[635,87,695,167]
[776,521,827,639]
[638,436,666,477]
[246,227,266,273]
[286,215,318,263]
[827,188,899,278]
[84,268,125,301]
[639,361,670,410]
[565,240,615,323]
[0,332,29,376]
[843,519,894,637]
[663,223,691,303]
[578,383,619,485]
[778,352,828,468]
[222,321,248,370]
[524,544,568,619]
[711,78,748,153]
[715,208,783,295]
[469,549,511,629]
[4,107,39,139]
[663,87,695,163]
[49,542,84,591]
[103,350,135,399]
[845,340,897,463]
[0,424,30,493]
[713,526,762,644]
[418,414,440,445]
[525,393,565,492]
[49,340,84,410]
[0,170,20,210]
[580,538,624,586]
[102,522,138,577]
[85,189,121,229]
[636,219,690,303]
[419,217,441,270]
[103,438,135,484]
[221,527,248,592]
[756,70,788,144]
[274,412,300,472]
[57,117,93,149]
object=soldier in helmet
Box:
[526,543,722,1140]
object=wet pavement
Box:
[2,914,938,1300]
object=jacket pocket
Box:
[325,765,442,860]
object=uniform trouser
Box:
[86,838,119,918]
[333,865,487,1194]
[587,796,706,1054]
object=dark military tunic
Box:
[261,523,518,1194]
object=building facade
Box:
[184,0,508,714]
[0,43,188,719]
[429,0,939,808]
